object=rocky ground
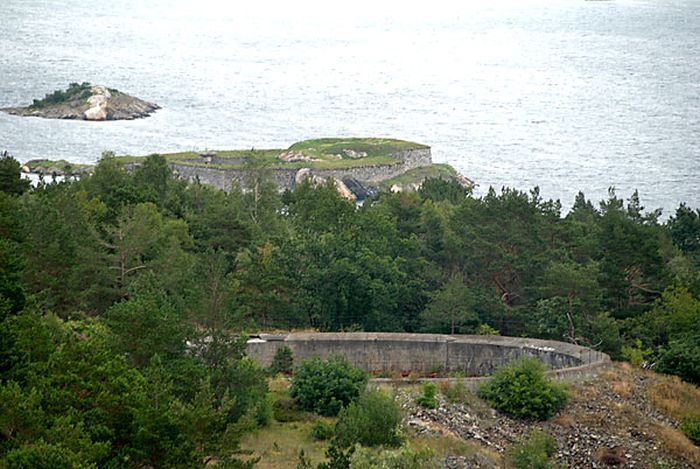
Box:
[399,364,700,468]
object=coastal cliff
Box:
[2,82,159,121]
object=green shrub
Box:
[656,334,700,385]
[478,357,567,420]
[441,379,473,404]
[269,346,294,375]
[416,382,438,409]
[334,388,404,448]
[290,355,368,416]
[312,421,335,441]
[680,416,700,444]
[508,429,557,469]
[254,394,273,427]
[622,339,652,366]
[349,443,437,469]
[477,324,500,336]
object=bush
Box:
[656,334,700,385]
[478,357,567,420]
[416,382,438,409]
[680,416,700,444]
[477,324,500,336]
[290,355,368,416]
[312,421,335,441]
[334,388,404,448]
[508,430,557,469]
[622,339,652,366]
[254,394,273,427]
[269,346,294,375]
[440,379,473,404]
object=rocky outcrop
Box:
[278,151,320,163]
[402,364,698,468]
[2,84,159,121]
[295,168,356,201]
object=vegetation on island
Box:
[112,137,427,171]
[3,83,158,121]
[1,149,699,466]
[28,82,94,109]
[378,163,459,191]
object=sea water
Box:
[1,0,698,214]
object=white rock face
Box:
[333,178,355,201]
[83,86,112,121]
[83,105,107,121]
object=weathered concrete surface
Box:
[246,332,611,384]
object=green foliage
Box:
[656,334,700,385]
[479,357,568,420]
[416,382,438,409]
[418,178,470,204]
[622,339,652,366]
[318,439,355,469]
[680,416,700,444]
[668,203,700,255]
[349,443,437,469]
[5,141,700,465]
[269,346,294,375]
[0,309,265,468]
[420,273,476,334]
[441,379,473,404]
[477,323,500,336]
[508,429,558,469]
[0,153,30,196]
[30,82,92,109]
[2,438,99,469]
[311,421,335,441]
[334,388,404,448]
[106,289,189,367]
[290,356,368,416]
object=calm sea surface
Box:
[1,0,698,214]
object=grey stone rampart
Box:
[246,332,611,384]
[166,148,432,193]
[170,164,298,192]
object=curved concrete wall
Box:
[246,332,611,383]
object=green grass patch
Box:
[379,163,458,190]
[239,420,331,469]
[113,138,425,170]
[288,137,428,158]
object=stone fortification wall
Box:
[170,164,297,191]
[246,332,611,384]
[312,148,432,184]
[168,148,432,193]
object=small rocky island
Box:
[2,82,159,121]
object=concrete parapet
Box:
[246,332,611,384]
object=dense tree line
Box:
[1,150,699,464]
